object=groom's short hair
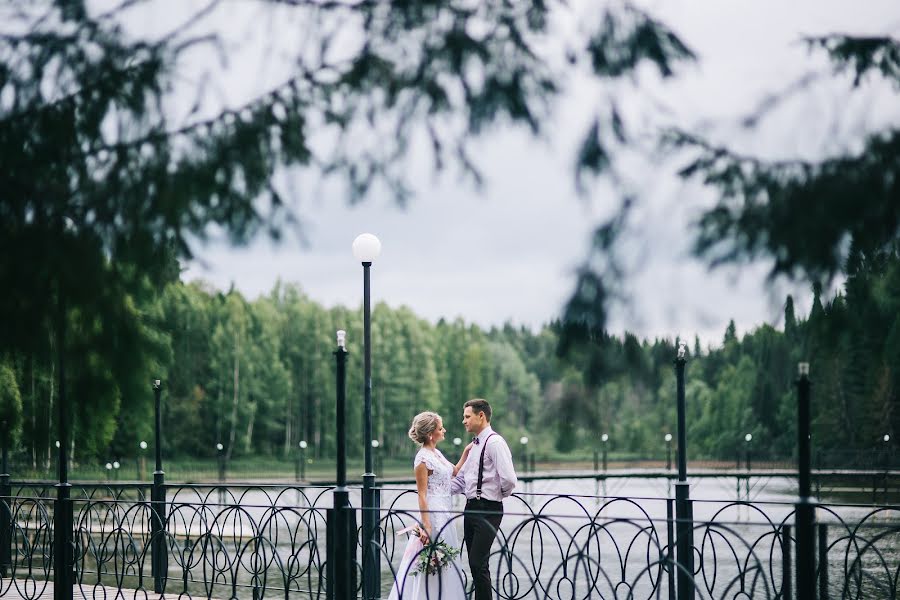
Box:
[464,398,492,422]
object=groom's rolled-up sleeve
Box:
[495,441,518,498]
[450,471,466,496]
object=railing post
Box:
[0,425,11,578]
[666,497,676,600]
[151,380,168,594]
[54,482,73,600]
[781,524,792,600]
[795,363,815,600]
[818,523,829,600]
[674,343,695,600]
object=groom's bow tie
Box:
[472,437,480,445]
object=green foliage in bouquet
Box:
[413,540,461,577]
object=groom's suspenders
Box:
[475,433,498,500]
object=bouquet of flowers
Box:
[413,539,461,577]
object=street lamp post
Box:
[453,437,462,463]
[216,443,225,483]
[795,362,815,599]
[674,342,695,600]
[371,440,380,476]
[520,437,529,474]
[665,433,673,471]
[105,462,112,482]
[150,379,167,593]
[328,329,357,599]
[353,232,382,600]
[745,434,753,471]
[601,433,609,472]
[139,441,148,480]
[0,420,9,577]
[113,460,120,481]
[298,441,308,482]
[53,297,74,600]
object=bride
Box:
[387,411,472,600]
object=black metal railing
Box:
[0,480,899,599]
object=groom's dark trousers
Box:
[464,499,503,600]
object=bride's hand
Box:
[418,524,431,544]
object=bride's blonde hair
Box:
[408,412,441,445]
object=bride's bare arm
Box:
[452,442,474,477]
[414,462,431,541]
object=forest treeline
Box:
[3,246,899,467]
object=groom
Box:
[451,398,518,600]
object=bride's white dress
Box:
[387,448,467,600]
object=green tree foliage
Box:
[672,36,900,286]
[3,246,900,466]
[0,362,23,444]
[1,2,695,454]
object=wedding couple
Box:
[387,398,518,600]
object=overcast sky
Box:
[173,0,900,346]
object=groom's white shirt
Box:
[451,426,518,501]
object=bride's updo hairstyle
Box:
[408,411,441,445]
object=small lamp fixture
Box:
[336,330,346,350]
[352,233,382,263]
[520,436,529,445]
[745,433,753,443]
[798,362,810,376]
[299,440,308,449]
[664,433,673,442]
[371,440,380,448]
[601,434,609,443]
[139,441,148,450]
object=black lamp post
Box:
[674,342,695,600]
[150,379,167,593]
[601,433,609,472]
[371,439,381,476]
[113,460,120,481]
[138,441,148,481]
[329,329,356,599]
[216,443,225,482]
[745,433,753,471]
[519,436,529,474]
[353,232,382,600]
[298,440,307,482]
[53,295,73,600]
[795,362,815,600]
[665,433,673,471]
[0,419,10,577]
[453,437,462,463]
[105,462,112,482]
